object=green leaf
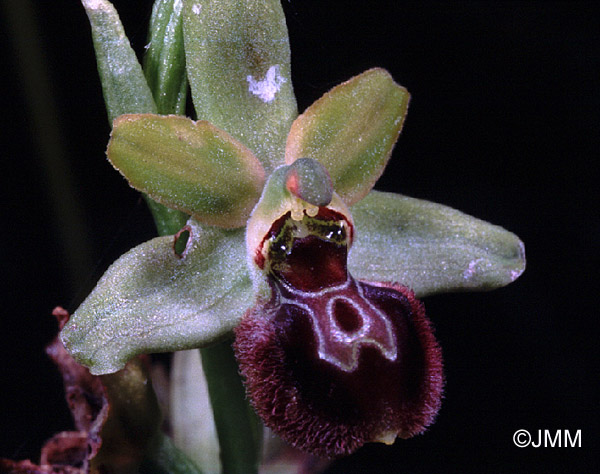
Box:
[144,0,188,115]
[142,0,191,234]
[82,0,187,232]
[108,114,265,228]
[182,0,297,174]
[60,220,253,375]
[348,191,526,297]
[285,68,410,206]
[81,0,157,123]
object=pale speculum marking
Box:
[264,210,398,372]
[277,277,397,372]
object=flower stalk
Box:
[200,343,262,473]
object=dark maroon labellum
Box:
[235,209,443,458]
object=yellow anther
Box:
[290,197,319,221]
[306,204,319,217]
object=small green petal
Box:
[108,114,265,228]
[144,0,188,115]
[182,0,297,174]
[286,68,409,206]
[60,220,253,375]
[81,0,157,123]
[349,191,526,297]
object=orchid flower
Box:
[60,0,525,466]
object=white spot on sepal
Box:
[247,65,287,103]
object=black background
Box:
[1,1,597,473]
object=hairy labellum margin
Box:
[235,207,443,458]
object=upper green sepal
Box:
[183,0,297,174]
[60,220,253,375]
[349,191,526,297]
[286,68,409,206]
[108,114,265,228]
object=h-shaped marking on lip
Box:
[279,278,398,372]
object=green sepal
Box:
[182,0,297,174]
[60,220,253,375]
[348,191,526,297]
[108,114,265,228]
[286,68,409,206]
[144,0,188,115]
[81,0,157,123]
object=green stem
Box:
[144,196,189,236]
[200,342,262,474]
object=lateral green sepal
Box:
[60,220,253,375]
[349,191,526,297]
